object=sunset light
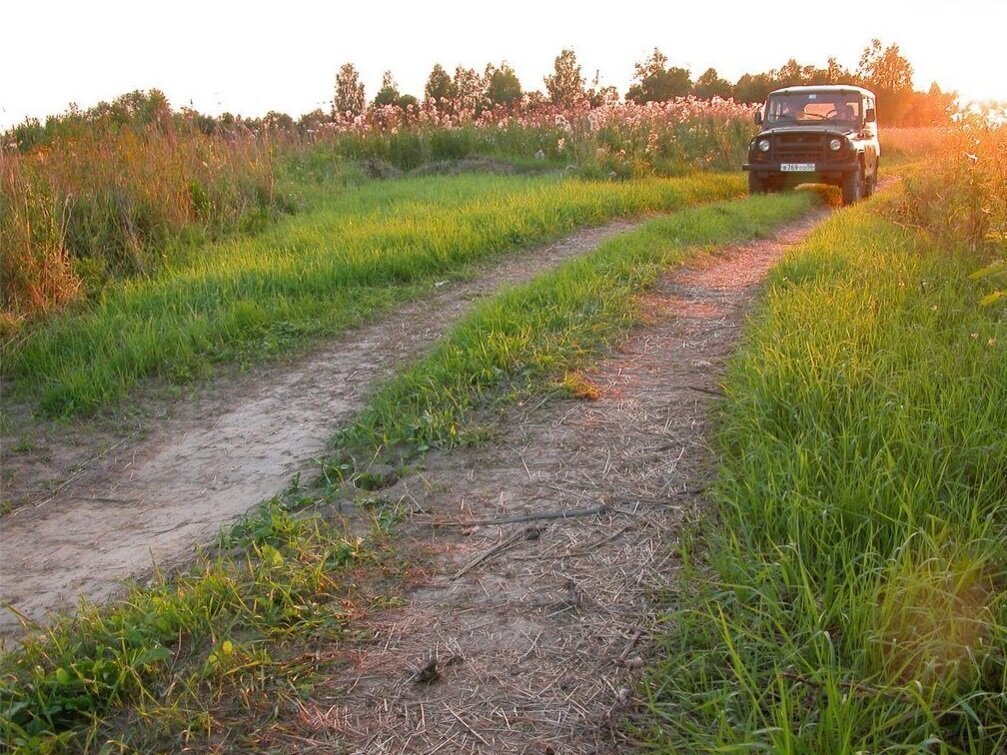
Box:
[2,0,1005,751]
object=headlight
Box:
[829,138,843,151]
[758,139,771,152]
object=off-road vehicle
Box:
[743,85,880,205]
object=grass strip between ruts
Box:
[333,191,819,457]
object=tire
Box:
[841,163,863,205]
[864,169,877,197]
[748,172,767,195]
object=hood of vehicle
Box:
[757,124,859,138]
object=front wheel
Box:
[841,164,863,205]
[748,172,767,195]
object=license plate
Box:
[781,163,815,172]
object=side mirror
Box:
[865,107,876,123]
[754,108,763,125]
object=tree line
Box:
[4,38,956,151]
[334,40,954,126]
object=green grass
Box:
[637,189,1007,752]
[332,189,821,463]
[0,190,820,751]
[4,171,746,417]
[0,493,370,751]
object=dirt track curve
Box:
[0,220,645,645]
[260,208,833,754]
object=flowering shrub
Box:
[318,95,757,175]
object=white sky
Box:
[2,0,1003,130]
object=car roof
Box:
[769,85,875,98]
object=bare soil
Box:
[238,209,833,753]
[0,220,643,645]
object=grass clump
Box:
[637,188,1007,752]
[0,124,283,332]
[4,171,744,417]
[0,497,365,751]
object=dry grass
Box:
[0,126,277,327]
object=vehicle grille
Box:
[773,132,827,162]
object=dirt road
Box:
[249,209,831,753]
[0,220,643,646]
[1,201,835,751]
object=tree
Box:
[857,39,913,93]
[692,68,733,100]
[903,82,956,126]
[733,72,776,104]
[773,58,816,88]
[297,109,329,134]
[587,70,619,107]
[372,70,401,107]
[263,111,294,130]
[334,63,365,116]
[424,63,456,104]
[824,56,849,84]
[453,66,487,113]
[634,47,669,81]
[485,62,522,106]
[544,49,587,107]
[856,39,914,124]
[626,48,692,103]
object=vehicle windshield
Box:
[765,93,862,125]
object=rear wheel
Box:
[864,167,878,197]
[841,163,863,205]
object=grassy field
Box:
[333,191,819,458]
[638,158,1007,751]
[5,114,1002,751]
[0,190,819,751]
[3,170,745,417]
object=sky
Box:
[3,0,1004,130]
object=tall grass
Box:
[0,126,281,330]
[895,121,1006,256]
[1,94,757,330]
[638,189,1007,752]
[879,126,951,166]
[4,172,746,417]
[323,97,757,177]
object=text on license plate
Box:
[781,163,815,172]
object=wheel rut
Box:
[0,219,643,645]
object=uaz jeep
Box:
[743,85,880,205]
